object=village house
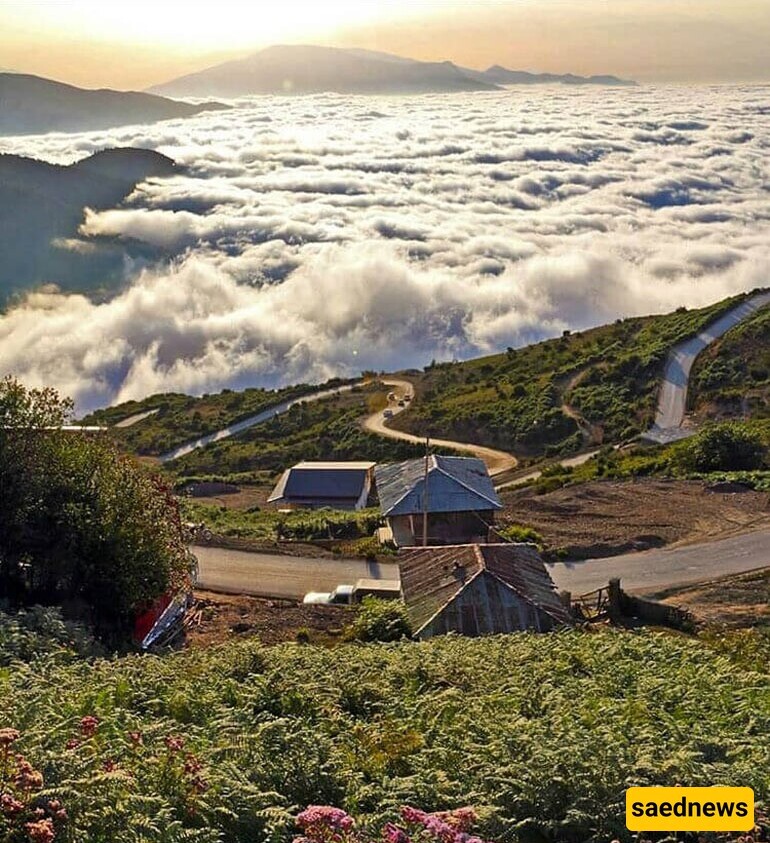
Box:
[268,461,376,511]
[398,543,572,638]
[374,455,502,547]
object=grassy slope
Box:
[84,381,342,456]
[89,293,757,472]
[525,418,770,495]
[390,295,748,456]
[169,383,430,478]
[690,303,770,420]
[3,630,770,842]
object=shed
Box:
[268,461,376,510]
[398,543,571,638]
[375,455,502,546]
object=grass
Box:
[167,383,434,478]
[181,498,384,544]
[690,303,770,420]
[3,628,770,842]
[524,419,770,494]
[82,380,347,456]
[390,294,752,456]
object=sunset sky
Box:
[1,0,768,89]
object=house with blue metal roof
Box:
[374,455,502,547]
[268,461,376,510]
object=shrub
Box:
[0,377,190,639]
[345,598,412,642]
[674,423,766,473]
[0,606,103,666]
[496,524,544,546]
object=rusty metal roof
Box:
[398,543,571,633]
[375,455,502,516]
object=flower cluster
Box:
[294,805,489,843]
[0,727,68,843]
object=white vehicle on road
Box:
[302,579,402,605]
[303,584,355,605]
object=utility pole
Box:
[422,436,430,547]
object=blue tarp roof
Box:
[375,455,502,516]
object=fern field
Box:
[2,629,769,843]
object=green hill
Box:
[690,304,770,420]
[87,292,769,479]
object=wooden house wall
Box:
[417,572,557,639]
[389,510,495,547]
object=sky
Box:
[1,0,769,89]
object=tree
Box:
[0,377,190,639]
[674,422,766,473]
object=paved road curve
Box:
[547,527,770,595]
[362,378,518,476]
[646,290,770,444]
[194,527,769,600]
[160,383,359,463]
[194,545,400,600]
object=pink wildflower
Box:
[384,822,411,843]
[15,757,43,791]
[0,728,20,747]
[25,818,55,843]
[1,793,24,817]
[297,805,355,833]
[79,717,99,738]
[164,735,185,753]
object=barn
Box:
[398,543,572,638]
[268,461,376,510]
[375,455,502,547]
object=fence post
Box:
[608,578,623,622]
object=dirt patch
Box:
[185,590,353,648]
[501,478,770,559]
[647,568,770,628]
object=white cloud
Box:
[0,85,768,411]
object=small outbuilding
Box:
[268,461,376,511]
[375,455,502,547]
[398,543,571,638]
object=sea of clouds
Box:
[1,85,768,411]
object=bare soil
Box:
[185,590,352,648]
[648,568,770,628]
[501,478,770,559]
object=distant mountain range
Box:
[150,45,636,97]
[0,148,175,306]
[0,73,229,136]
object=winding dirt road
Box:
[362,378,518,476]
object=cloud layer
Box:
[1,85,768,411]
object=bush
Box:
[345,598,412,642]
[496,524,544,547]
[0,377,190,639]
[674,423,766,473]
[0,606,103,666]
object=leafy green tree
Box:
[675,422,766,473]
[0,376,189,638]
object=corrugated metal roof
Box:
[268,462,372,503]
[295,461,376,470]
[398,543,571,633]
[375,456,502,516]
